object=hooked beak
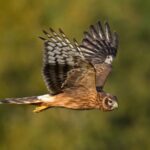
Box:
[113,101,119,109]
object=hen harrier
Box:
[0,21,119,113]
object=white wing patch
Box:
[104,55,114,64]
[37,94,55,102]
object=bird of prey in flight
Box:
[0,21,119,113]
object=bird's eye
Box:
[108,99,112,103]
[104,98,113,107]
[108,100,113,105]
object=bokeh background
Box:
[0,0,150,150]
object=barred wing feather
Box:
[80,21,118,65]
[40,28,93,95]
[80,21,119,91]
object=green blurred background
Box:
[0,0,150,150]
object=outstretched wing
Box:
[40,28,96,95]
[80,21,119,91]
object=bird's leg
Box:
[33,104,50,113]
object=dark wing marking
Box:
[80,21,118,64]
[40,28,84,95]
[80,21,119,91]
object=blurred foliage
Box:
[0,0,150,150]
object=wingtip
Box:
[97,20,102,26]
[72,38,76,43]
[38,36,46,41]
[42,29,48,35]
[59,28,66,38]
[104,21,110,29]
[49,27,55,33]
[97,20,105,39]
[104,21,112,42]
[58,28,64,33]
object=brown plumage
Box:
[0,21,119,112]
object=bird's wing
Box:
[40,28,96,95]
[80,21,119,91]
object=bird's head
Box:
[98,92,118,111]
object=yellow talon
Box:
[33,105,49,113]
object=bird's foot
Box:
[33,105,49,113]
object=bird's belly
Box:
[48,88,98,110]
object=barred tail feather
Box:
[0,96,42,105]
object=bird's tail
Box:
[0,96,42,105]
[0,94,55,112]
